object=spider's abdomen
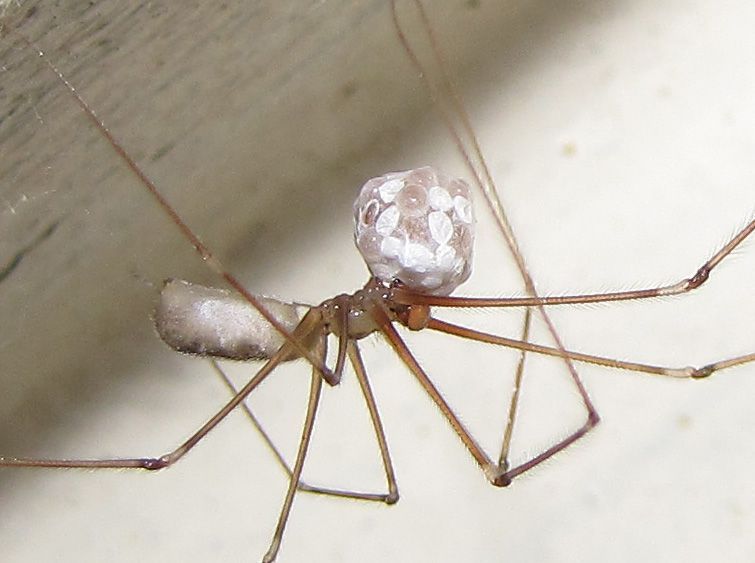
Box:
[353,167,474,295]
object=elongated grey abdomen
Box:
[154,279,302,361]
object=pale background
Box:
[0,1,753,562]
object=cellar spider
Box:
[1,1,754,561]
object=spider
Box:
[0,1,752,561]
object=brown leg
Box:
[392,217,755,310]
[347,340,400,504]
[372,302,593,487]
[498,307,532,471]
[427,317,755,380]
[0,344,289,470]
[262,336,325,563]
[391,0,602,484]
[211,352,399,504]
[422,315,753,481]
[391,0,751,488]
[13,31,334,382]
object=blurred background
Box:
[0,1,753,561]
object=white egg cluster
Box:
[353,166,475,296]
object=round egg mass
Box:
[353,166,475,295]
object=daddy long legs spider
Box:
[1,1,754,562]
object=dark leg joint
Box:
[322,369,341,387]
[142,457,170,470]
[687,266,710,290]
[691,365,714,379]
[587,411,601,428]
[385,490,400,505]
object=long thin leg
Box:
[331,295,351,383]
[347,340,400,504]
[12,31,335,384]
[392,217,755,309]
[427,317,755,379]
[392,0,600,471]
[263,336,325,563]
[498,307,532,471]
[418,315,752,481]
[393,311,600,482]
[0,340,291,470]
[394,0,751,484]
[211,355,398,503]
[373,302,595,486]
[375,309,497,483]
[395,0,553,483]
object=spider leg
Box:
[0,343,288,470]
[393,217,755,310]
[427,317,755,380]
[210,342,399,504]
[262,333,326,563]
